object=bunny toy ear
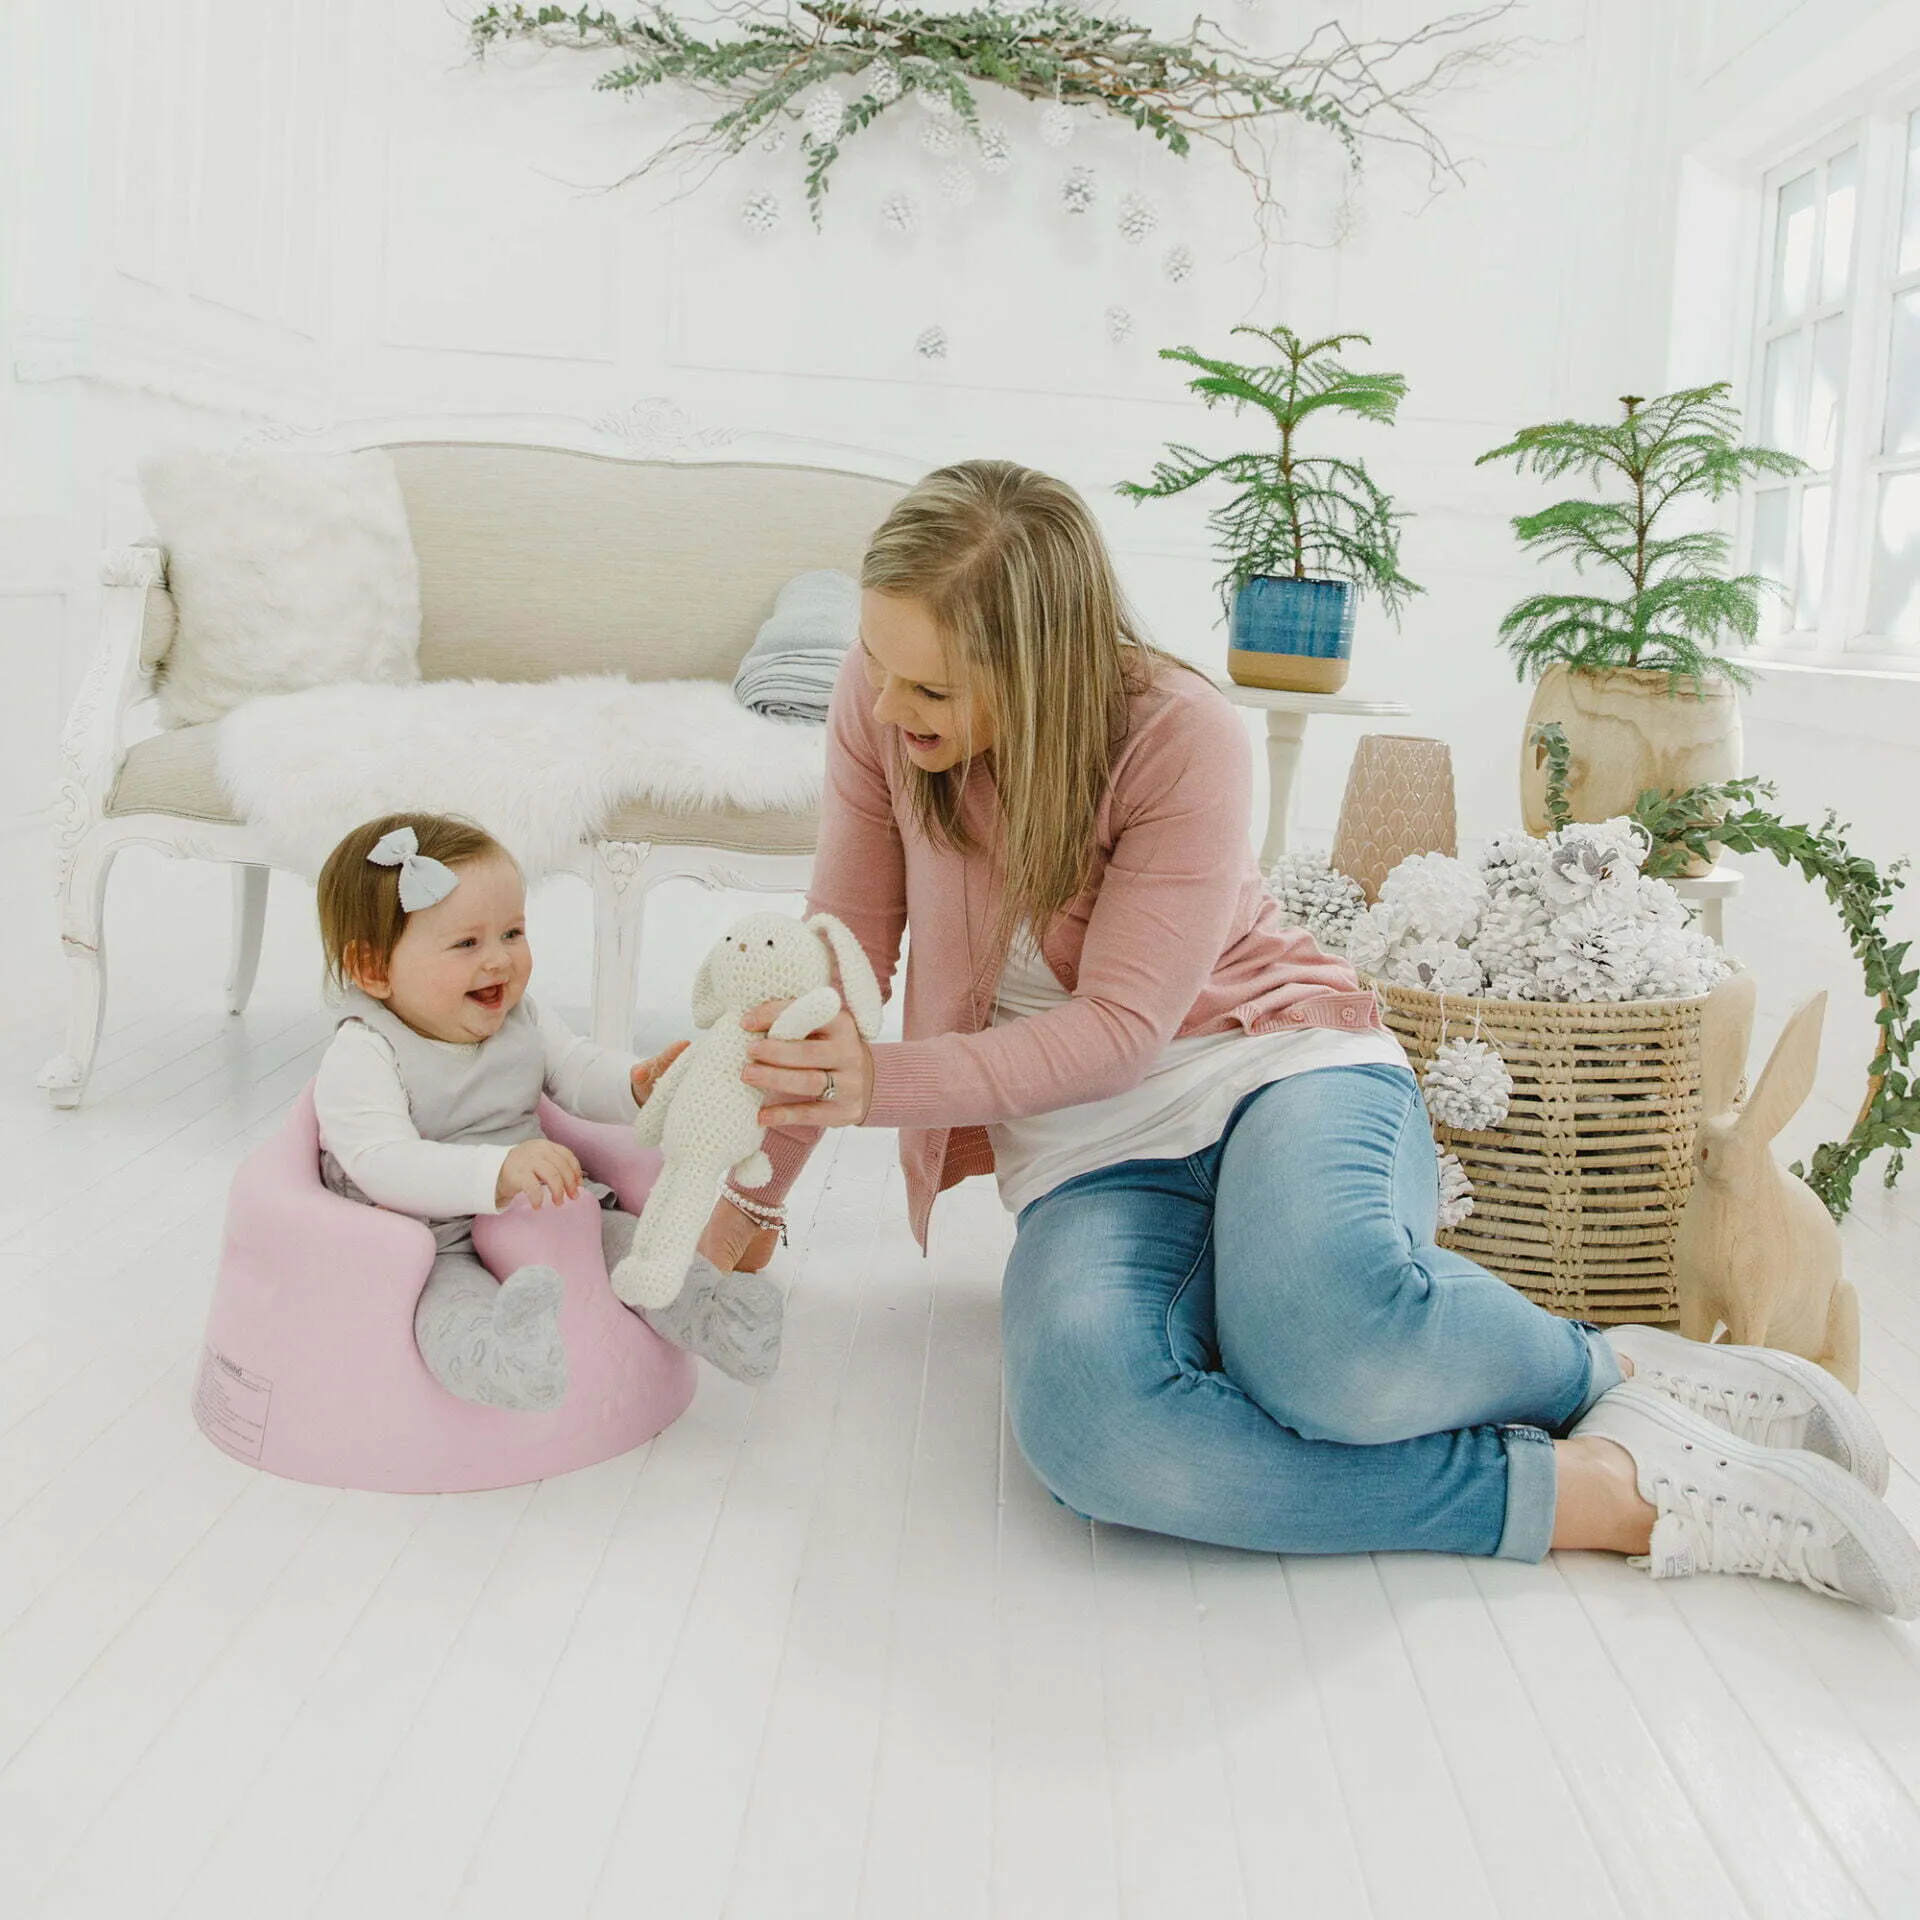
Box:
[1697,969,1758,1118]
[1736,989,1827,1145]
[807,913,885,1039]
[690,945,726,1029]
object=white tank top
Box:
[984,927,1407,1214]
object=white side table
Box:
[1214,681,1414,867]
[1671,862,1742,944]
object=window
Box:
[1747,105,1920,664]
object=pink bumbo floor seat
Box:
[194,1085,695,1493]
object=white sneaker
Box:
[1575,1384,1920,1617]
[1608,1323,1888,1495]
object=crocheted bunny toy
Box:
[610,910,884,1310]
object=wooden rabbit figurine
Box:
[1675,969,1859,1389]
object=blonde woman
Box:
[695,460,1916,1612]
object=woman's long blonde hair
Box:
[862,459,1184,949]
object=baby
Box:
[311,811,781,1411]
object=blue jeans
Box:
[1000,1064,1621,1562]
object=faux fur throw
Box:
[214,676,826,880]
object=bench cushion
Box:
[108,727,818,856]
[384,444,904,686]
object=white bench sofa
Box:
[40,441,906,1107]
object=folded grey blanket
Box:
[732,569,860,723]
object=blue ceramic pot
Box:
[1228,575,1355,692]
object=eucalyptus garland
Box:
[469,2,1515,229]
[1536,722,1916,1221]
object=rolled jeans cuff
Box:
[1495,1424,1557,1563]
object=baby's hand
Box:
[497,1139,583,1210]
[631,1040,688,1106]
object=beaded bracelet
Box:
[724,1190,788,1243]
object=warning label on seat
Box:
[194,1344,273,1462]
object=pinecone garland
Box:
[1040,101,1077,147]
[804,88,846,143]
[920,117,957,156]
[1116,193,1159,243]
[1059,166,1097,214]
[1104,305,1135,343]
[1436,1148,1475,1231]
[1162,243,1196,283]
[914,323,949,359]
[739,189,782,235]
[879,191,919,236]
[868,62,902,105]
[975,123,1014,172]
[1423,1037,1513,1131]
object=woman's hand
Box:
[740,1001,873,1129]
[630,1039,688,1106]
[697,1196,781,1273]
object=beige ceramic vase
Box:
[1331,735,1459,901]
[1520,666,1741,874]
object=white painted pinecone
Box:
[1344,900,1406,978]
[1480,827,1550,897]
[1059,166,1097,214]
[1265,850,1365,952]
[804,87,846,143]
[1422,1037,1513,1131]
[1538,816,1651,910]
[1436,1147,1475,1231]
[1386,938,1486,998]
[975,123,1014,172]
[1379,852,1488,944]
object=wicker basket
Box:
[1371,976,1713,1325]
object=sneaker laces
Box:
[1646,1478,1836,1596]
[1646,1368,1797,1446]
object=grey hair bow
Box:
[367,825,460,912]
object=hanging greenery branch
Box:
[468,2,1518,230]
[1538,735,1917,1222]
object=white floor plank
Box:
[1186,1547,1376,1920]
[1373,1552,1626,1920]
[851,1227,1003,1920]
[1281,1555,1499,1920]
[1465,1554,1750,1919]
[1555,1552,1876,1919]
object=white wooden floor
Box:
[5,828,1920,1919]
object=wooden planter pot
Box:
[1519,665,1741,874]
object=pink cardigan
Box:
[742,648,1382,1247]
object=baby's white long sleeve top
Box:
[313,997,641,1220]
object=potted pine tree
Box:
[1476,383,1805,844]
[1118,325,1420,692]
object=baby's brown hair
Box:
[316,812,511,993]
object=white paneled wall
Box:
[1662,0,1920,1064]
[4,0,1703,853]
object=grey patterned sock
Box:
[414,1254,569,1412]
[640,1254,784,1385]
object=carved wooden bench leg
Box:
[37,828,120,1109]
[226,864,269,1015]
[590,839,655,1053]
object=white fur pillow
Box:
[139,449,422,726]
